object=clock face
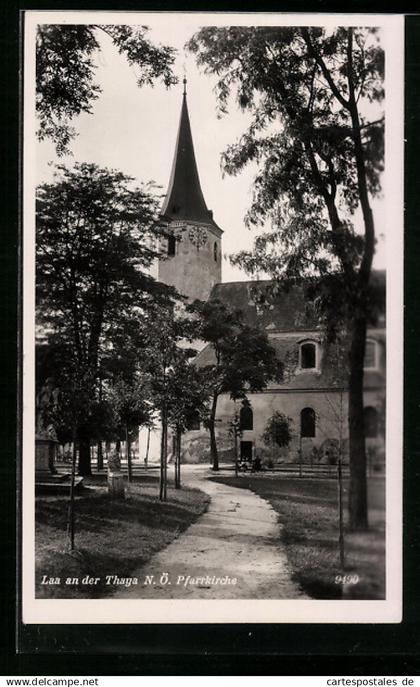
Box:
[187,224,208,249]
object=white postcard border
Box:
[22,11,404,625]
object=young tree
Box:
[36,24,176,154]
[167,360,209,489]
[36,336,93,549]
[228,405,243,477]
[191,299,282,471]
[262,411,293,460]
[36,162,172,475]
[106,375,152,482]
[188,27,384,528]
[140,305,198,499]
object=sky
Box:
[36,16,387,283]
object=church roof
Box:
[160,81,222,233]
[209,271,386,333]
[210,280,318,333]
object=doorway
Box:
[240,440,253,462]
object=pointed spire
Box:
[182,63,187,96]
[161,82,220,230]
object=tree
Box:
[36,162,173,475]
[228,404,243,477]
[262,411,293,459]
[140,305,199,499]
[188,26,384,528]
[36,24,176,154]
[36,335,93,550]
[191,299,282,471]
[106,374,152,482]
[167,359,208,489]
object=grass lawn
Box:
[35,475,209,598]
[211,473,385,600]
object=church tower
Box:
[158,79,223,302]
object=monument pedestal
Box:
[107,471,126,499]
[35,435,58,476]
[35,434,84,493]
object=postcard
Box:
[22,11,403,624]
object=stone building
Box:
[140,81,386,468]
[185,277,385,467]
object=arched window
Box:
[364,406,378,438]
[301,407,316,438]
[240,405,253,431]
[186,409,200,431]
[167,235,176,256]
[300,342,317,370]
[364,339,378,370]
[214,242,218,262]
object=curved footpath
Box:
[115,465,306,599]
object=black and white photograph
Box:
[22,11,403,624]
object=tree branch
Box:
[301,28,350,110]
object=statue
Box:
[35,377,59,474]
[107,451,125,499]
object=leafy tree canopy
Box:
[35,337,113,444]
[107,375,151,428]
[36,162,178,473]
[138,304,199,413]
[262,411,293,449]
[166,357,209,434]
[188,298,282,470]
[37,24,177,154]
[188,26,384,333]
[36,162,174,374]
[190,298,283,400]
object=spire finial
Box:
[182,63,187,96]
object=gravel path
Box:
[114,466,306,599]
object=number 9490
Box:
[334,574,359,585]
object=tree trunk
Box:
[159,423,164,500]
[345,29,374,530]
[163,422,167,500]
[338,390,345,568]
[159,408,168,501]
[175,427,182,489]
[174,432,178,488]
[77,427,91,476]
[348,314,369,529]
[209,392,219,471]
[177,431,181,488]
[126,424,132,483]
[97,440,103,471]
[67,427,77,551]
[298,434,303,479]
[145,427,151,468]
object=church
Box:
[141,79,386,469]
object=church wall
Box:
[179,386,385,467]
[134,387,385,468]
[138,425,162,464]
[158,225,222,302]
